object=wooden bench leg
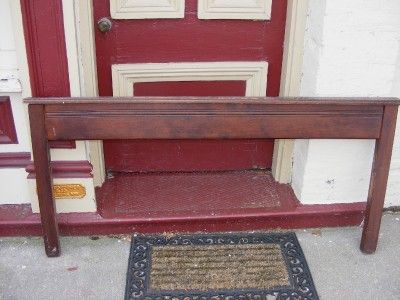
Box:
[29,105,60,257]
[361,105,398,254]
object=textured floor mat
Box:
[125,232,318,299]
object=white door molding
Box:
[272,0,309,183]
[73,0,105,188]
[112,61,268,97]
[198,0,272,20]
[110,0,185,19]
[77,0,105,188]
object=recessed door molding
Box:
[198,0,272,20]
[110,0,185,19]
[112,61,268,97]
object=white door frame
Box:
[273,0,309,183]
[74,0,309,186]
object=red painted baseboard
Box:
[0,152,31,168]
[0,202,366,237]
[26,160,93,178]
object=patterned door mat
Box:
[125,232,318,300]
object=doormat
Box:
[125,232,318,300]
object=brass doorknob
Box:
[97,17,112,33]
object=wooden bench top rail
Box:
[25,96,400,105]
[25,97,399,141]
[24,96,400,257]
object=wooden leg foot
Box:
[360,106,398,255]
[360,240,377,254]
[45,245,61,257]
[44,236,61,257]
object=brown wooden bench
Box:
[25,97,399,257]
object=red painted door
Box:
[94,0,287,173]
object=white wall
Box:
[0,1,31,204]
[0,0,96,212]
[0,0,20,93]
[293,0,400,207]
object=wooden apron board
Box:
[93,0,287,172]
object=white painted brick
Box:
[0,169,31,205]
[0,1,16,51]
[0,1,18,72]
[0,0,20,95]
[0,1,89,206]
[294,0,400,206]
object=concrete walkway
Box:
[0,213,399,300]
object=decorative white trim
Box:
[272,139,294,183]
[198,0,272,20]
[60,0,91,167]
[77,0,105,187]
[62,0,83,97]
[272,0,309,184]
[279,0,309,98]
[78,0,99,99]
[112,61,268,97]
[110,0,185,19]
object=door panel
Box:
[104,140,273,172]
[94,0,287,173]
[133,81,245,96]
[94,0,287,97]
